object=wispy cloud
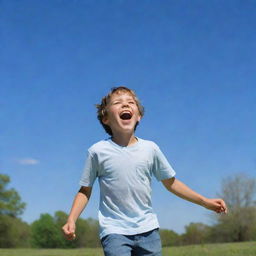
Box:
[17,158,40,165]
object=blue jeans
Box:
[101,228,162,256]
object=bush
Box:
[0,215,30,248]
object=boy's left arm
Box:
[162,177,227,214]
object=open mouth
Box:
[120,112,132,120]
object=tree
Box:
[31,213,63,248]
[213,173,256,242]
[159,229,180,247]
[0,174,29,248]
[54,211,100,248]
[0,215,30,248]
[220,173,256,210]
[31,211,101,248]
[0,174,26,217]
[76,217,100,247]
[54,211,75,248]
[181,222,211,245]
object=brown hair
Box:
[96,86,145,136]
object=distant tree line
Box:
[0,173,256,248]
[0,174,100,248]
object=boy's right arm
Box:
[62,186,92,240]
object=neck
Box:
[111,132,137,147]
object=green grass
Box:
[0,248,103,256]
[163,242,256,256]
[0,242,255,256]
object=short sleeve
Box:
[152,144,176,181]
[79,150,98,187]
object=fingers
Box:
[66,232,76,240]
[219,199,228,214]
[62,223,76,240]
[205,198,228,214]
[215,199,228,214]
[65,231,76,240]
[64,231,76,240]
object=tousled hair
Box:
[95,86,145,136]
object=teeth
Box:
[120,111,132,117]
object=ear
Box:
[137,115,141,122]
[102,116,109,125]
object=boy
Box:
[62,86,227,256]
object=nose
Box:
[122,103,129,108]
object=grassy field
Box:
[0,242,255,256]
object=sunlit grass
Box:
[0,242,255,256]
[0,248,103,256]
[162,242,256,256]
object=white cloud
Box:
[17,158,40,165]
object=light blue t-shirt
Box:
[79,137,176,239]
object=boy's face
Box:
[102,92,141,135]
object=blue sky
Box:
[1,0,256,234]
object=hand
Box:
[203,198,228,214]
[62,220,76,240]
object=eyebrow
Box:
[112,97,135,102]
